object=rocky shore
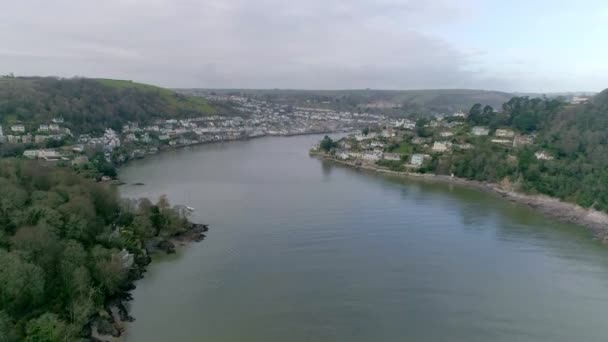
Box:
[90,222,209,341]
[311,151,608,240]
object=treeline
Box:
[0,76,219,135]
[431,90,608,211]
[0,159,193,341]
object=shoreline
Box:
[311,151,608,240]
[92,222,209,341]
[114,129,353,170]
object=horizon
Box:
[2,0,607,92]
[2,75,601,95]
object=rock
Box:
[94,316,119,337]
[117,301,135,322]
[157,239,176,254]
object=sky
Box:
[1,0,607,92]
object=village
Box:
[0,95,388,170]
[312,110,552,173]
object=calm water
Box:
[119,134,608,342]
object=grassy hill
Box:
[181,88,514,116]
[0,77,222,134]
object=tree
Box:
[25,313,69,342]
[0,311,18,342]
[319,136,336,152]
[361,127,369,136]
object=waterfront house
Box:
[383,153,401,161]
[336,150,350,160]
[362,151,382,162]
[410,154,430,167]
[471,126,489,136]
[38,124,49,132]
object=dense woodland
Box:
[423,90,608,212]
[0,76,222,135]
[0,159,194,341]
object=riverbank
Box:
[91,221,209,341]
[311,151,608,239]
[114,129,354,169]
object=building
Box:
[410,154,430,167]
[11,125,25,133]
[571,96,591,105]
[491,139,512,145]
[383,153,401,161]
[432,141,452,152]
[361,151,381,161]
[514,135,534,147]
[71,156,89,166]
[48,124,60,132]
[452,111,467,118]
[535,151,554,160]
[21,134,32,144]
[495,129,515,138]
[336,150,350,160]
[471,126,489,136]
[439,131,454,137]
[38,124,49,132]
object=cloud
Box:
[1,0,505,89]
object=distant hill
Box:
[179,88,514,116]
[0,77,225,134]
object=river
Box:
[119,134,608,342]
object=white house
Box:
[471,126,489,136]
[432,141,452,152]
[362,151,382,161]
[571,96,590,104]
[452,111,467,118]
[383,153,401,161]
[439,131,454,137]
[495,129,515,138]
[48,124,60,132]
[336,150,350,160]
[535,151,554,160]
[491,139,512,145]
[370,141,385,148]
[11,125,25,133]
[38,125,49,132]
[410,154,430,167]
[514,135,534,147]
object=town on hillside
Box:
[311,108,554,174]
[0,95,388,179]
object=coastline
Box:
[91,221,208,341]
[311,151,608,240]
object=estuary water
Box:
[119,134,608,342]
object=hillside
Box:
[179,88,514,116]
[0,77,225,134]
[315,88,608,213]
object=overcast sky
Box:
[1,0,607,92]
